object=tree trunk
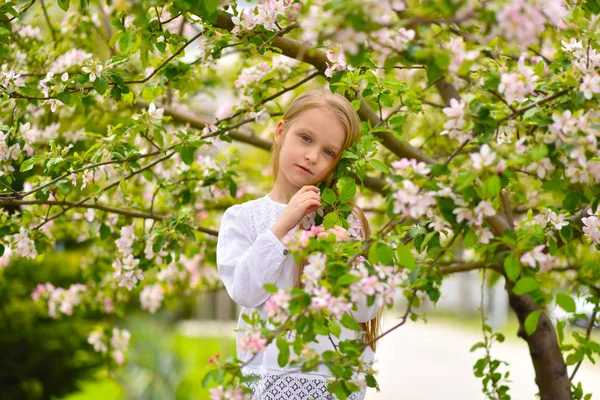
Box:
[506,281,572,400]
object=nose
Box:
[304,148,319,164]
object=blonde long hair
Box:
[270,88,383,351]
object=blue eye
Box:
[325,149,335,157]
[301,135,310,142]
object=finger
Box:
[299,185,320,195]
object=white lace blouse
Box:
[216,194,378,399]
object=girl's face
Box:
[274,107,347,191]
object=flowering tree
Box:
[1,0,599,399]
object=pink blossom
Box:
[582,208,600,244]
[140,284,164,314]
[215,102,233,120]
[239,331,267,354]
[497,0,546,48]
[12,227,37,259]
[561,38,583,53]
[391,157,431,176]
[580,74,600,100]
[520,244,553,271]
[264,288,291,318]
[115,225,135,255]
[301,252,327,288]
[470,144,496,170]
[473,201,496,225]
[148,102,164,119]
[88,330,107,353]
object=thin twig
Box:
[40,0,56,42]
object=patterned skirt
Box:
[243,372,366,400]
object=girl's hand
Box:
[316,225,350,242]
[271,186,322,240]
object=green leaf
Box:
[463,229,477,249]
[100,224,111,240]
[337,274,360,286]
[328,320,341,338]
[201,370,213,388]
[337,177,356,203]
[524,310,542,336]
[276,337,290,367]
[396,243,416,270]
[559,225,573,243]
[503,255,521,282]
[0,243,4,257]
[57,90,74,107]
[556,292,576,313]
[484,175,501,198]
[93,77,109,95]
[179,146,196,165]
[323,212,339,230]
[264,283,278,293]
[513,277,539,295]
[321,188,336,205]
[369,159,389,173]
[375,243,395,265]
[20,156,44,172]
[58,0,70,11]
[152,235,166,252]
[341,314,361,331]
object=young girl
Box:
[216,89,381,400]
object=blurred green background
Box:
[0,249,235,400]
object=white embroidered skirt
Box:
[244,372,366,400]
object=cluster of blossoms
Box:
[36,72,65,113]
[140,284,165,314]
[581,206,600,245]
[112,225,144,291]
[19,121,61,145]
[10,227,37,259]
[32,282,87,318]
[234,62,271,92]
[524,207,570,245]
[349,257,408,308]
[497,0,567,49]
[370,27,415,58]
[445,37,480,90]
[391,157,431,177]
[561,39,600,99]
[300,252,328,291]
[452,198,496,244]
[498,56,538,104]
[391,180,437,220]
[282,225,322,251]
[470,144,505,173]
[264,288,291,323]
[324,48,352,78]
[0,131,20,178]
[209,386,249,400]
[520,244,554,271]
[239,330,268,354]
[441,98,471,143]
[0,66,26,93]
[298,4,336,44]
[231,0,302,35]
[309,286,352,318]
[49,49,93,73]
[14,23,42,40]
[87,327,131,366]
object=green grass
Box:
[61,315,236,400]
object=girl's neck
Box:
[269,177,301,204]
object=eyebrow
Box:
[298,128,342,153]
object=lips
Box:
[296,164,312,174]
